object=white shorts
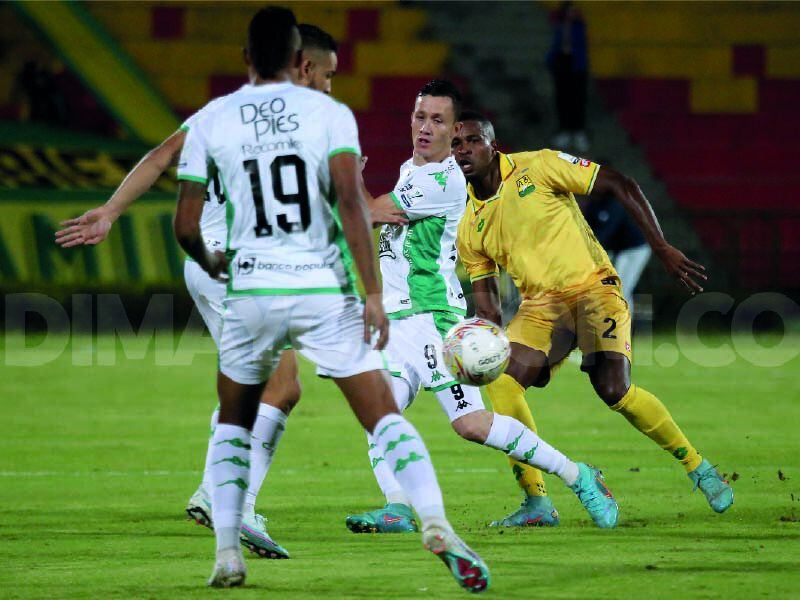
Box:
[219,294,385,385]
[386,311,484,423]
[184,259,225,346]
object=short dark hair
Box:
[299,23,338,53]
[417,79,462,120]
[458,109,496,141]
[247,6,298,79]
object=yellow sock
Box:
[611,385,702,472]
[485,374,548,496]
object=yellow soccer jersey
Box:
[457,150,616,299]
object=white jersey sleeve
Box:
[327,102,361,158]
[177,96,235,252]
[389,157,466,221]
[177,119,211,185]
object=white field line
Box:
[0,467,506,478]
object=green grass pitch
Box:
[2,331,799,598]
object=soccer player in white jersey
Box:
[54,23,385,560]
[335,80,617,533]
[172,7,489,591]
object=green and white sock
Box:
[371,414,445,526]
[210,423,251,551]
[245,404,287,514]
[485,414,578,486]
[201,406,220,493]
[366,431,409,506]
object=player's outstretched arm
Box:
[174,180,227,281]
[331,152,389,349]
[55,130,186,248]
[593,167,707,294]
[471,276,503,326]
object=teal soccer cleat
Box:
[240,512,290,559]
[688,459,734,513]
[345,503,419,533]
[569,463,619,528]
[423,525,490,593]
[490,495,560,527]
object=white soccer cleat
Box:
[207,547,247,588]
[186,485,213,529]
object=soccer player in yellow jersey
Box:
[452,111,734,527]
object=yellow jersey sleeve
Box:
[535,150,601,195]
[457,216,499,282]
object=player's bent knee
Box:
[451,411,491,443]
[282,378,302,412]
[593,379,629,406]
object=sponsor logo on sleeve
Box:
[557,151,580,165]
[580,158,591,167]
[399,187,424,208]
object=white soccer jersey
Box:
[180,97,229,252]
[177,82,360,295]
[378,155,468,317]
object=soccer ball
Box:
[442,317,510,386]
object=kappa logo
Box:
[515,174,536,197]
[429,170,449,191]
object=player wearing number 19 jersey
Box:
[55,24,344,560]
[174,8,490,591]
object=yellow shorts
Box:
[506,275,632,371]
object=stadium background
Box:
[2,0,799,323]
[1,2,799,598]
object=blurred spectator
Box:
[547,1,589,153]
[13,60,66,125]
[582,174,651,314]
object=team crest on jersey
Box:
[515,175,536,197]
[476,218,485,233]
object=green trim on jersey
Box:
[432,311,460,339]
[426,380,457,392]
[329,147,360,158]
[330,189,357,296]
[586,163,600,194]
[381,351,403,378]
[227,287,344,297]
[220,176,236,287]
[387,306,466,320]
[178,174,207,184]
[395,216,462,317]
